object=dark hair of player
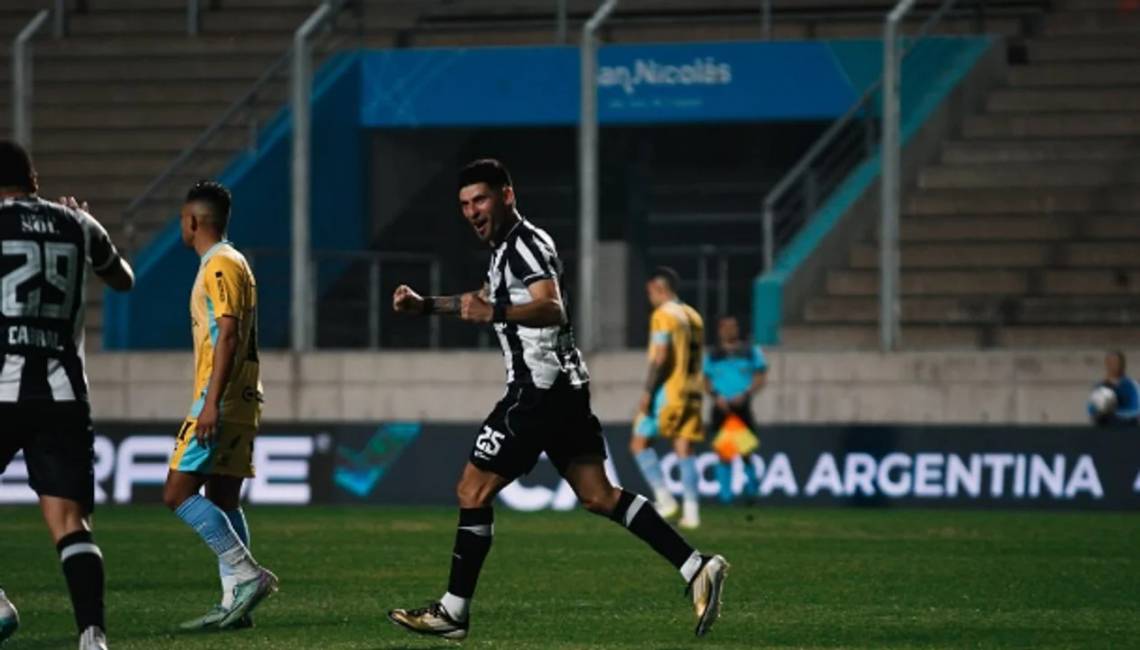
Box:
[0,140,36,193]
[649,266,681,293]
[185,180,232,233]
[1110,350,1126,373]
[717,313,739,324]
[458,159,513,192]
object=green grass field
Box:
[1,505,1138,649]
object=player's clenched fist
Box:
[460,292,492,323]
[393,284,424,313]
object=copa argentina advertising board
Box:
[1,424,1135,510]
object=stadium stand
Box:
[0,0,1057,349]
[784,0,1140,349]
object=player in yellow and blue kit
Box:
[160,181,277,631]
[632,267,705,529]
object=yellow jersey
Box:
[648,300,705,406]
[188,241,262,427]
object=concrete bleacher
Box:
[1,0,1052,349]
[783,0,1140,350]
[407,0,1043,42]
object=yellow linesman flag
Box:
[712,412,760,462]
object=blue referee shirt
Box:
[703,345,767,401]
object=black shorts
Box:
[470,376,607,480]
[709,403,757,436]
[0,401,95,514]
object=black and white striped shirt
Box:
[0,196,120,403]
[488,217,589,389]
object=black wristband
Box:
[493,303,508,323]
[421,297,435,315]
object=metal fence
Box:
[245,248,442,350]
[646,245,764,323]
[239,243,756,350]
[10,10,52,150]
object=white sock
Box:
[440,592,469,622]
[679,551,704,583]
[219,545,260,582]
[683,498,700,521]
[220,575,239,608]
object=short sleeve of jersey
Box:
[506,235,556,286]
[78,209,119,273]
[650,309,673,345]
[753,346,769,372]
[203,256,247,319]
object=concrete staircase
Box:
[784,0,1140,349]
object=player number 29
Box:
[1,240,78,319]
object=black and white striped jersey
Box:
[0,196,120,403]
[488,217,589,389]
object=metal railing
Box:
[119,0,352,257]
[647,245,764,321]
[291,1,346,352]
[760,0,989,348]
[246,249,442,350]
[52,0,67,38]
[556,0,568,43]
[240,241,755,350]
[187,0,202,36]
[577,0,620,354]
[11,10,52,150]
[881,1,912,351]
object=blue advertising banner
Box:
[360,41,865,126]
[3,423,1136,510]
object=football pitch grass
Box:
[1,505,1138,649]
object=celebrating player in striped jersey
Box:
[0,140,134,650]
[161,181,276,631]
[387,159,729,640]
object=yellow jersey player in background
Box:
[631,267,706,529]
[160,181,277,631]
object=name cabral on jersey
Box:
[1,196,120,402]
[7,325,61,350]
